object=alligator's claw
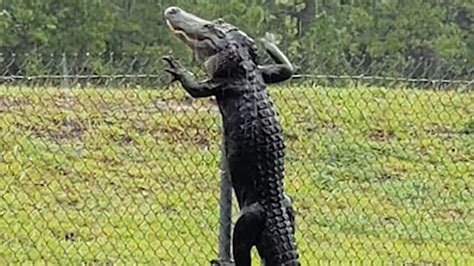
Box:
[259,32,279,48]
[164,68,179,83]
[162,56,184,83]
[163,56,184,69]
[162,55,175,66]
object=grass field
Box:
[0,84,473,264]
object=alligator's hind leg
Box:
[233,202,265,266]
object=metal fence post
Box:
[217,138,233,263]
[61,53,70,89]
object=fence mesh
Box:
[0,54,473,265]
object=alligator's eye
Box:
[214,18,225,24]
[203,24,213,29]
[215,29,225,38]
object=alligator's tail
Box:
[232,193,299,266]
[257,193,300,266]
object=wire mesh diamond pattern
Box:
[0,53,473,265]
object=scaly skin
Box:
[163,7,300,265]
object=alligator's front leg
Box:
[258,36,295,84]
[163,56,221,98]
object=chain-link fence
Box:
[0,53,473,265]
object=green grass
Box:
[0,84,473,265]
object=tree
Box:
[0,0,472,79]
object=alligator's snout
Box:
[164,6,255,65]
[164,6,185,32]
[163,6,210,37]
[163,6,222,60]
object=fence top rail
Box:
[1,52,473,79]
[1,73,473,86]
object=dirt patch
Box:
[434,208,464,221]
[19,118,88,142]
[47,118,88,141]
[321,121,340,131]
[296,119,340,133]
[284,132,299,141]
[119,134,134,145]
[380,216,397,226]
[54,95,76,108]
[152,97,219,113]
[158,125,185,139]
[0,95,32,112]
[368,128,395,142]
[191,134,210,148]
[172,127,214,148]
[404,261,442,266]
[424,124,458,137]
[425,123,472,137]
[378,172,401,182]
[133,122,214,148]
[153,97,193,112]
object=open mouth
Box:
[166,19,210,43]
[166,19,197,41]
[165,18,218,55]
[166,19,182,33]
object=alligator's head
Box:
[164,6,258,77]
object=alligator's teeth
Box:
[166,19,190,37]
[166,19,176,32]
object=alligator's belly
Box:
[216,85,286,206]
[222,113,286,206]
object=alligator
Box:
[163,6,300,266]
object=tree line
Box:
[1,0,473,80]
